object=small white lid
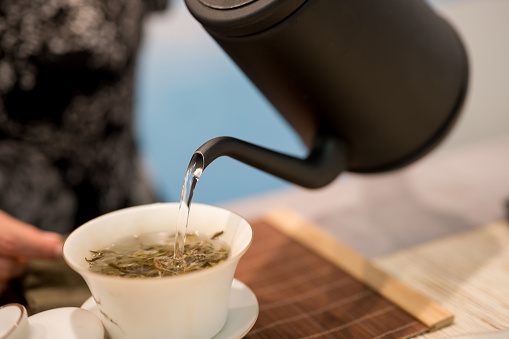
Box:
[0,304,29,339]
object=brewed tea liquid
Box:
[174,153,204,267]
[87,232,229,277]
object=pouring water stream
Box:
[173,153,204,267]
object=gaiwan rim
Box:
[62,202,252,284]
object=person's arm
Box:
[0,210,62,294]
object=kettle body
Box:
[184,0,468,186]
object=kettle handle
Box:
[194,134,349,189]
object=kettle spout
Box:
[194,135,349,189]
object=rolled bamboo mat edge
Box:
[262,207,454,331]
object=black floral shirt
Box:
[0,0,167,233]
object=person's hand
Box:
[0,210,63,294]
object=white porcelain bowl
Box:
[63,203,252,339]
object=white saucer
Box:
[0,303,105,339]
[28,307,105,339]
[81,278,259,339]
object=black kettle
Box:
[184,0,469,188]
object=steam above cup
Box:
[63,203,253,339]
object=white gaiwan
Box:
[62,203,253,339]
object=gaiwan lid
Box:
[0,304,104,339]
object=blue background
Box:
[134,0,306,205]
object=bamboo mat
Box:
[235,209,453,338]
[374,220,509,338]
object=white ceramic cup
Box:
[0,304,29,339]
[63,202,252,339]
